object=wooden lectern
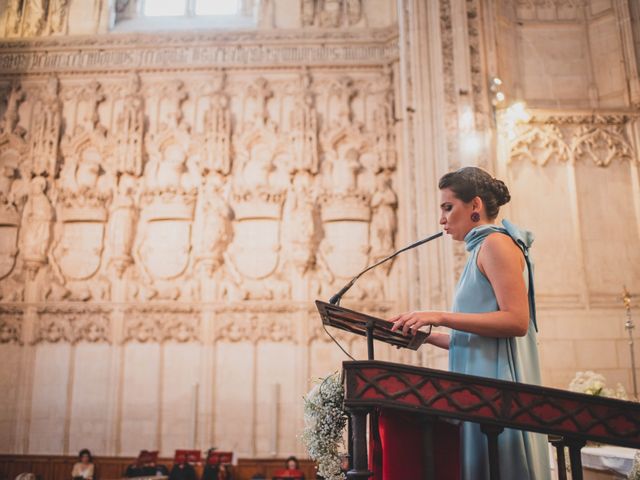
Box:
[315,300,460,480]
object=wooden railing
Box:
[0,455,318,480]
[343,360,640,480]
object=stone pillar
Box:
[396,0,451,367]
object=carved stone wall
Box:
[0,3,406,455]
[1,0,639,461]
[497,109,640,389]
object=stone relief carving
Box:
[192,173,232,277]
[51,80,113,300]
[136,80,197,293]
[0,308,22,344]
[0,82,27,284]
[28,76,62,178]
[289,71,319,175]
[572,125,634,167]
[200,73,231,176]
[513,0,585,21]
[301,0,364,28]
[319,76,372,285]
[228,77,288,291]
[34,308,111,344]
[369,173,397,267]
[371,67,397,173]
[2,0,69,37]
[123,308,200,343]
[509,124,570,165]
[505,113,637,167]
[216,314,294,344]
[0,69,400,308]
[107,173,138,278]
[20,176,54,280]
[114,73,145,177]
[282,172,318,275]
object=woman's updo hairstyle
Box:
[438,166,511,219]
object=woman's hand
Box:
[389,311,445,336]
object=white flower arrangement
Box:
[568,371,628,400]
[629,450,640,480]
[302,372,347,480]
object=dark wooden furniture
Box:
[343,360,640,480]
[0,456,318,480]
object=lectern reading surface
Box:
[315,300,428,356]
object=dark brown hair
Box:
[78,448,93,462]
[438,166,511,219]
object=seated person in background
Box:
[125,450,168,477]
[169,460,197,480]
[71,449,94,480]
[202,449,233,480]
[203,464,234,480]
[272,456,305,479]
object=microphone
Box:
[328,230,444,305]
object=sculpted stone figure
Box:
[22,0,47,36]
[283,173,317,274]
[115,73,145,177]
[330,149,360,194]
[2,0,22,36]
[30,76,62,177]
[202,83,231,176]
[46,0,69,35]
[108,174,138,277]
[290,73,319,175]
[370,174,397,267]
[193,174,232,276]
[1,83,25,136]
[20,176,53,277]
[319,0,341,27]
[301,0,315,26]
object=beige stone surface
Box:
[0,0,638,459]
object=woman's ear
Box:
[471,196,484,213]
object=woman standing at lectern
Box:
[390,166,550,480]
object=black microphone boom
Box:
[328,230,444,305]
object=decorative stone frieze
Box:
[0,307,22,344]
[123,306,200,343]
[34,306,111,344]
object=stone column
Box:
[396,0,451,367]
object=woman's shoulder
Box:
[480,231,525,264]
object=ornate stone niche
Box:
[301,0,365,28]
[228,78,289,298]
[136,80,198,297]
[28,76,62,179]
[51,80,113,301]
[2,0,70,38]
[0,82,27,290]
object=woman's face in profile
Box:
[439,188,475,241]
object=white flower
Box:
[302,373,347,480]
[569,371,629,400]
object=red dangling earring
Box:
[471,212,480,222]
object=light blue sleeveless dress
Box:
[448,220,551,480]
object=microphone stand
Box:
[329,231,444,306]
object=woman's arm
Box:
[423,331,450,350]
[391,233,530,338]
